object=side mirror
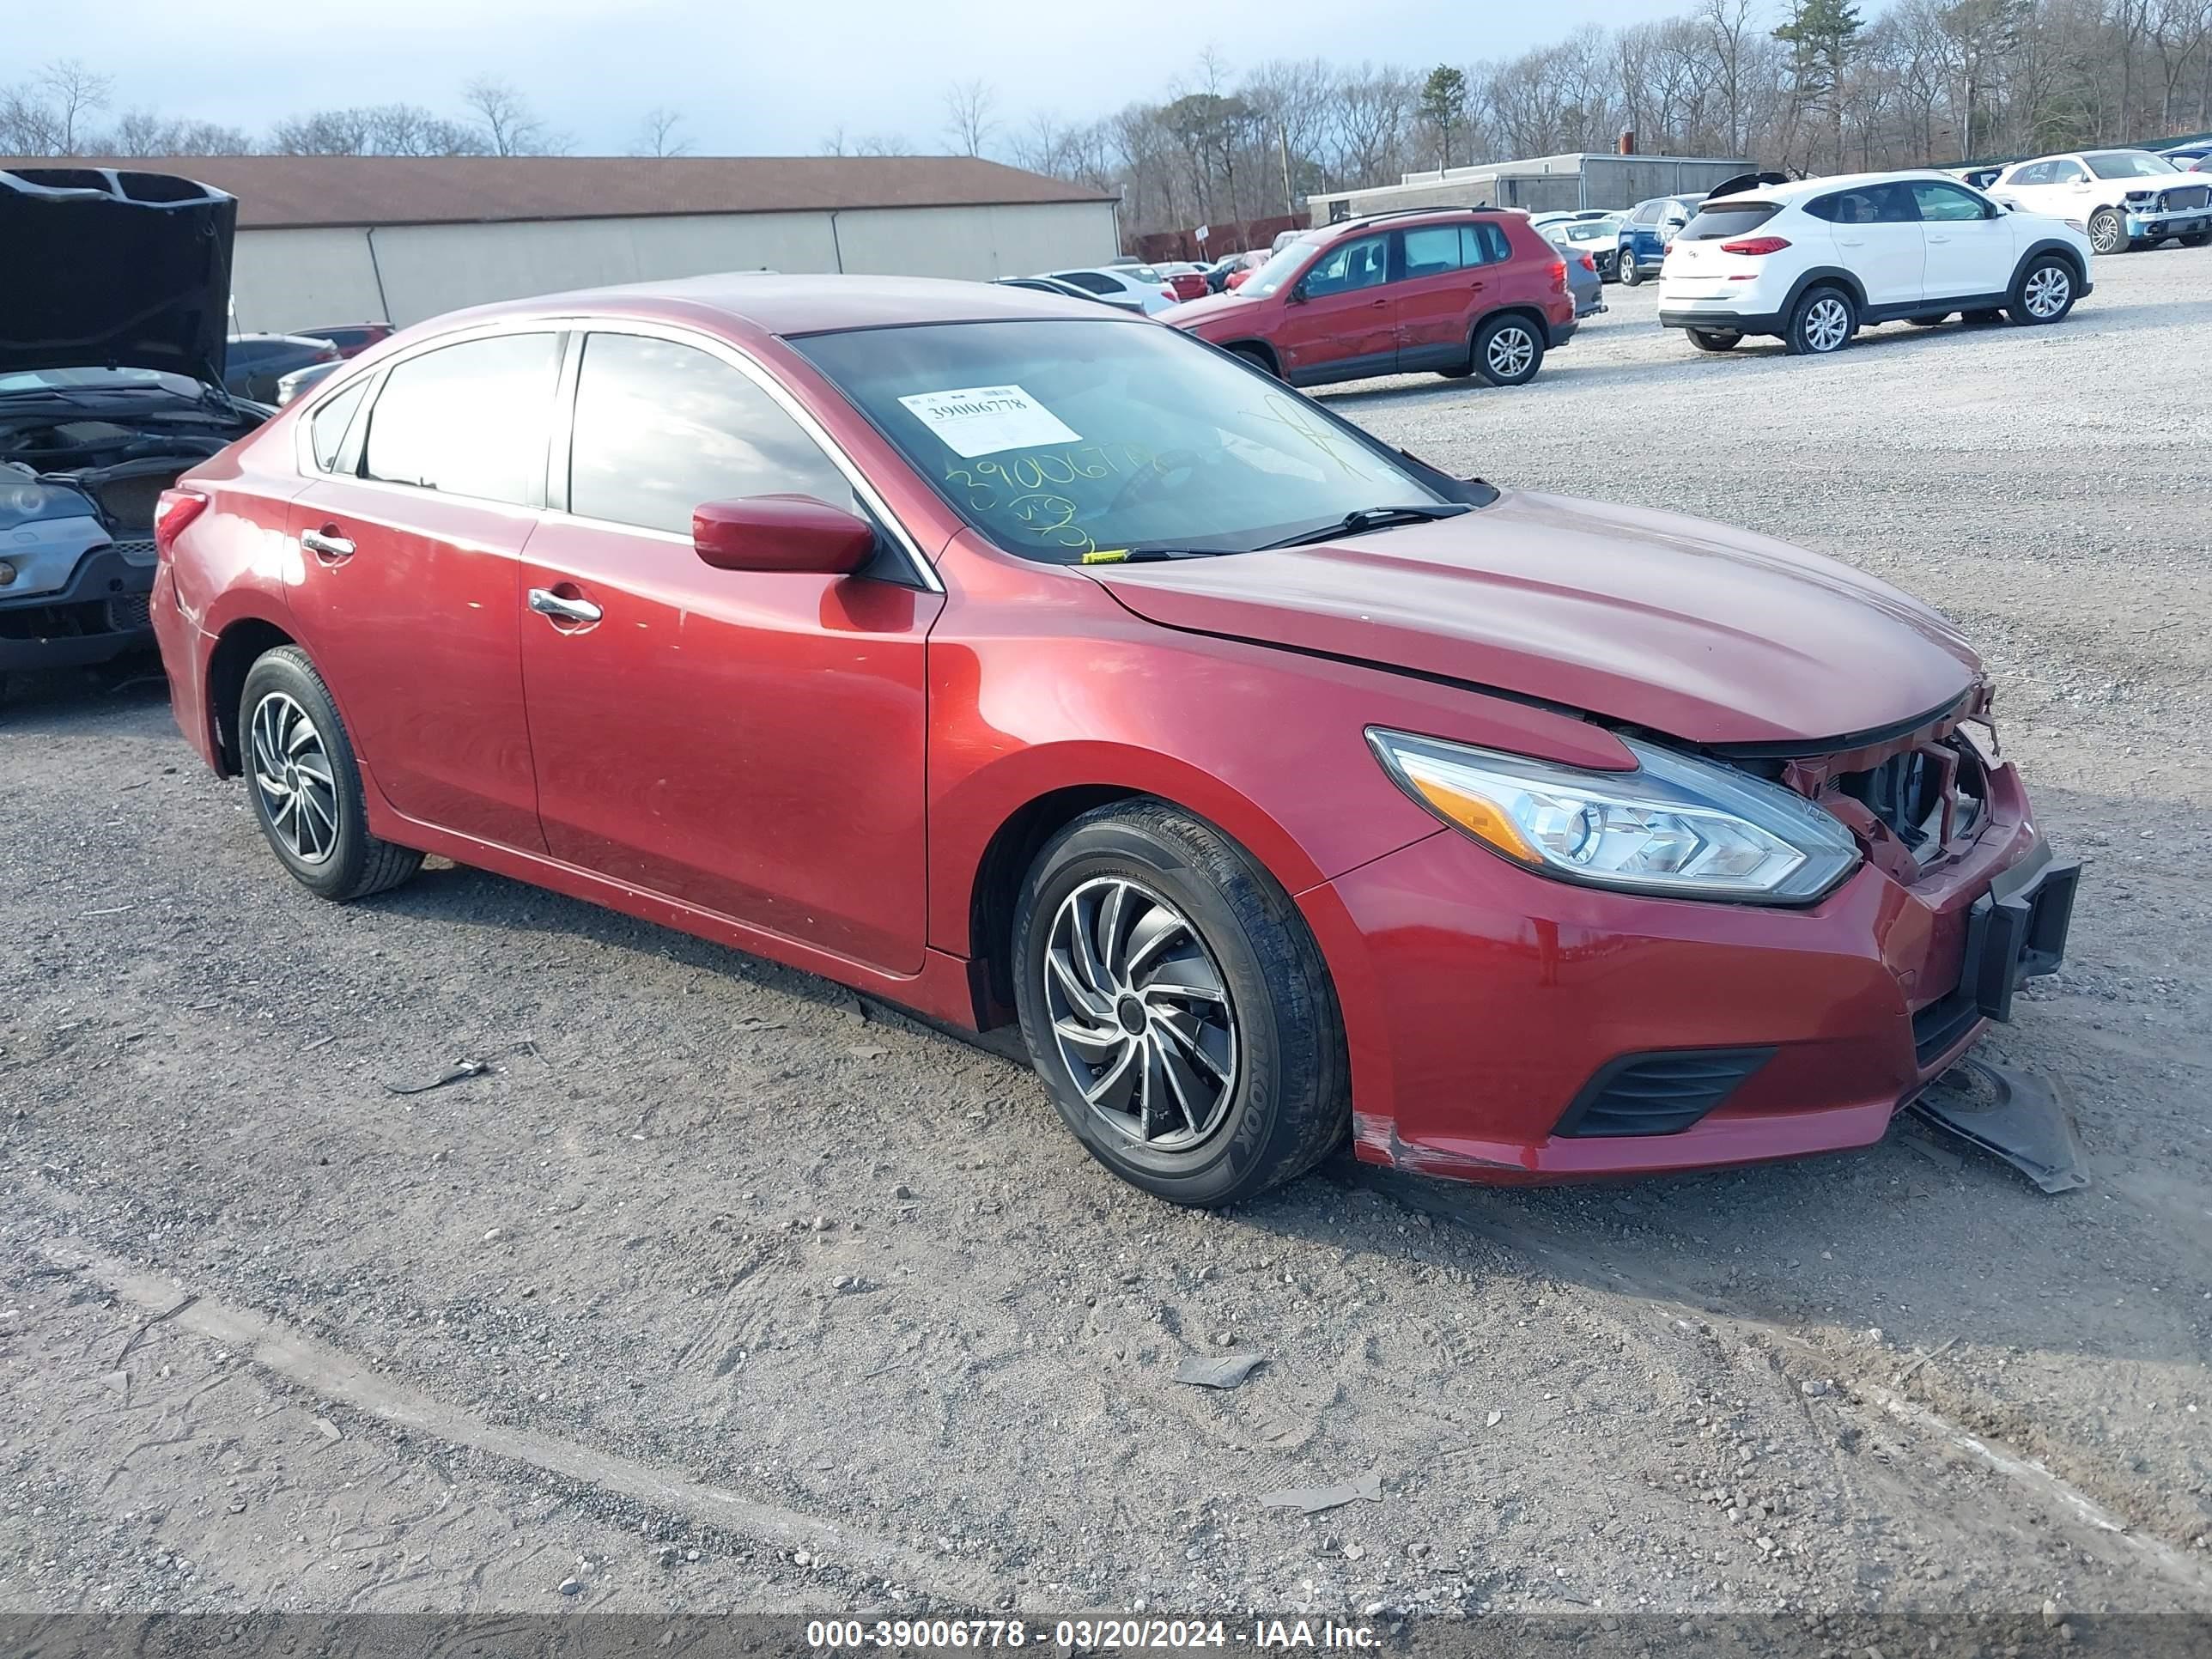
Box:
[693,495,876,575]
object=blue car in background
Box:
[1615,194,1705,286]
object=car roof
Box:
[1705,168,1985,206]
[402,271,1145,343]
[1313,205,1516,241]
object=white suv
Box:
[1990,149,2212,254]
[1656,171,2092,357]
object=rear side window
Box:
[308,381,368,472]
[1805,183,1917,224]
[566,332,858,536]
[1399,224,1462,276]
[1682,203,1780,240]
[362,332,561,505]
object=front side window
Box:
[1911,181,1991,222]
[361,332,560,505]
[567,332,857,535]
[2085,149,2177,179]
[1297,234,1389,298]
[793,318,1452,563]
[1632,201,1662,224]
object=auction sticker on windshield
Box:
[896,384,1080,458]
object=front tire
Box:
[2008,254,2077,325]
[1617,256,1643,287]
[2087,210,2125,255]
[1012,801,1349,1207]
[1474,314,1545,386]
[1785,285,1857,356]
[1686,327,1742,352]
[239,646,422,902]
[1230,344,1278,379]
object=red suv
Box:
[1163,208,1576,388]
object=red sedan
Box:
[150,276,2075,1207]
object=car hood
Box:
[0,167,236,382]
[1086,489,1983,749]
[1161,290,1262,330]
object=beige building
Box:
[26,154,1121,335]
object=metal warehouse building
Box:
[18,154,1121,336]
[1310,150,1749,223]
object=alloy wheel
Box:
[251,690,340,863]
[1043,877,1239,1153]
[2089,215,2122,254]
[1803,295,1851,352]
[2023,264,2070,319]
[1486,325,1536,379]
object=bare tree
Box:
[635,106,690,157]
[460,76,553,156]
[41,58,112,151]
[943,79,997,157]
[111,109,256,155]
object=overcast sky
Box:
[72,0,1705,156]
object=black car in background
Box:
[0,166,266,701]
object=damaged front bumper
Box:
[1298,740,2076,1185]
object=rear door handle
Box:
[527,587,603,625]
[301,528,354,562]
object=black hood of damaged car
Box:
[0,167,236,383]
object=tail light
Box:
[154,488,209,561]
[1160,284,1176,301]
[1548,258,1567,289]
[1577,252,1597,272]
[1719,236,1792,256]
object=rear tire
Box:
[1012,801,1349,1207]
[1784,285,1857,356]
[2007,253,2078,325]
[238,646,422,902]
[2087,210,2125,255]
[1473,314,1545,386]
[1686,327,1742,352]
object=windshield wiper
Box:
[1255,503,1472,550]
[1080,546,1233,564]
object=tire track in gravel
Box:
[32,1235,1014,1609]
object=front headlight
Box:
[0,479,98,529]
[1368,728,1861,904]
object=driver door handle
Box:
[300,528,354,562]
[527,587,603,625]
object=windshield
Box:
[792,319,1448,562]
[0,366,206,398]
[2086,150,2179,179]
[1237,242,1311,298]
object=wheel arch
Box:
[1218,338,1282,376]
[1472,304,1555,349]
[1778,265,1869,317]
[206,612,300,776]
[2012,236,2087,289]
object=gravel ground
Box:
[2,246,2209,1632]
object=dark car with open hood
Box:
[0,166,267,702]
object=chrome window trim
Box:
[289,312,943,592]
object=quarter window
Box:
[362,332,560,505]
[307,381,367,472]
[1462,222,1511,264]
[567,332,858,536]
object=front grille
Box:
[108,538,156,562]
[1832,737,1984,866]
[1553,1048,1773,1138]
[2160,185,2208,211]
[106,593,153,631]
